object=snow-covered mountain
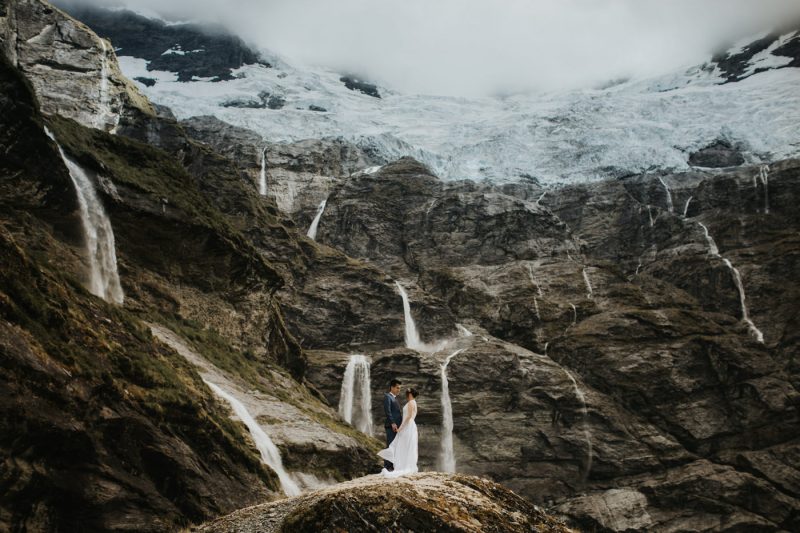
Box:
[61,4,800,184]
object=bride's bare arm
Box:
[397,401,417,433]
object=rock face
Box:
[713,24,800,83]
[689,140,746,168]
[51,2,270,81]
[0,2,381,530]
[197,473,573,533]
[296,155,800,530]
[0,0,153,131]
[3,1,800,532]
[180,115,376,220]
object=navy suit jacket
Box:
[383,392,403,428]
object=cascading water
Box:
[204,380,301,497]
[306,197,328,241]
[96,39,119,132]
[45,127,124,304]
[697,222,719,256]
[658,176,674,213]
[338,355,374,435]
[570,303,577,325]
[582,268,594,299]
[456,324,473,337]
[395,281,447,352]
[683,196,693,217]
[440,348,465,473]
[758,165,770,214]
[563,369,593,483]
[723,259,765,343]
[646,205,655,227]
[536,191,547,206]
[259,147,268,196]
[697,222,764,343]
[527,264,544,297]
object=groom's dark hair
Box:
[389,379,402,388]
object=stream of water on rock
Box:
[259,146,267,196]
[396,281,448,352]
[45,127,124,304]
[758,165,770,214]
[440,349,465,473]
[683,196,693,217]
[658,176,674,213]
[204,380,301,497]
[582,268,594,299]
[697,222,764,343]
[563,369,593,483]
[97,39,119,132]
[338,355,374,435]
[306,197,328,240]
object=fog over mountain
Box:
[63,0,800,95]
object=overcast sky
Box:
[77,0,800,96]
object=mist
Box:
[74,0,800,96]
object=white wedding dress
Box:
[377,399,419,478]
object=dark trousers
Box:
[384,426,396,470]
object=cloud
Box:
[67,0,800,96]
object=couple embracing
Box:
[378,379,419,478]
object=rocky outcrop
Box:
[0,53,279,530]
[197,473,573,533]
[0,4,382,529]
[713,24,800,83]
[0,0,154,131]
[339,74,381,98]
[180,115,376,220]
[296,153,800,530]
[52,2,270,81]
[689,140,746,168]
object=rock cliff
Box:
[2,1,800,532]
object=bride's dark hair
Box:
[406,387,419,398]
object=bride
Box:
[378,388,419,477]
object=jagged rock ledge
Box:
[195,472,574,533]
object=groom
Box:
[382,379,403,471]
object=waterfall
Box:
[203,380,301,497]
[582,268,594,299]
[533,297,541,320]
[759,165,770,214]
[570,303,577,325]
[456,324,473,337]
[697,222,764,343]
[683,196,693,217]
[395,281,447,352]
[536,191,547,206]
[259,147,268,196]
[563,369,593,483]
[96,39,119,132]
[338,355,374,435]
[527,264,544,297]
[306,198,328,241]
[45,127,124,304]
[722,259,765,343]
[440,348,465,473]
[697,222,720,256]
[647,205,655,227]
[658,176,674,213]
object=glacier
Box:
[117,33,800,185]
